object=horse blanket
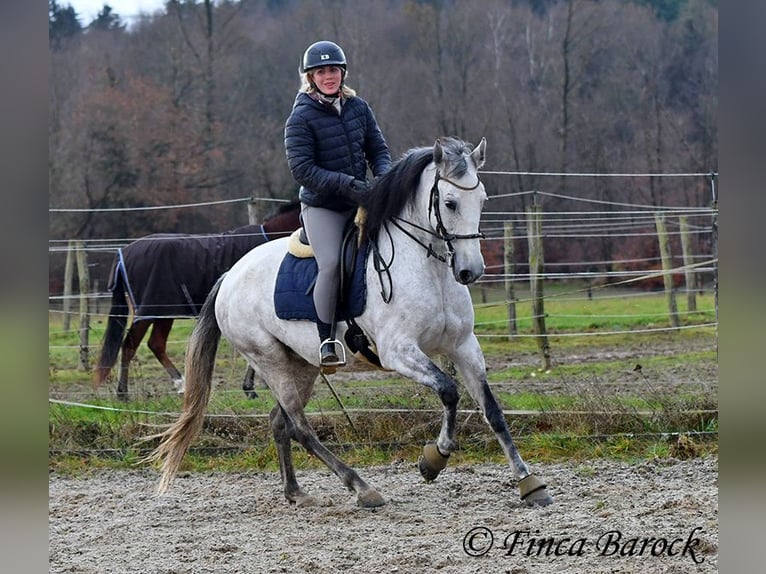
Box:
[109,226,269,321]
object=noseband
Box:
[391,169,485,266]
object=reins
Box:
[369,224,395,303]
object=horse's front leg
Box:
[380,344,460,479]
[418,361,461,480]
[450,335,554,507]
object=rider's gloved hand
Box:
[343,179,372,205]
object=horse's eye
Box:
[444,200,457,211]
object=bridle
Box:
[390,169,485,266]
[370,168,486,304]
[370,169,486,304]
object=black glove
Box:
[343,179,371,205]
[350,179,371,194]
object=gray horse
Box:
[147,138,553,508]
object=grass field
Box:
[49,283,717,474]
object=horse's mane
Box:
[364,137,474,241]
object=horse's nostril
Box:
[458,270,474,284]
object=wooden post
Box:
[63,241,75,332]
[248,197,267,225]
[654,213,680,329]
[710,174,718,357]
[527,201,551,369]
[503,221,517,337]
[479,282,488,304]
[678,215,697,312]
[91,279,100,317]
[74,240,90,370]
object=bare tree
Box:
[49,0,717,247]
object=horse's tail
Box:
[94,268,129,386]
[145,276,224,494]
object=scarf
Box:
[311,91,343,114]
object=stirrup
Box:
[319,338,346,367]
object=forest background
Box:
[48,0,718,290]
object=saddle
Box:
[274,210,382,368]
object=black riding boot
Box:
[317,320,339,365]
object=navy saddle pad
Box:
[274,242,368,322]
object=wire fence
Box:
[48,171,718,449]
[48,171,719,364]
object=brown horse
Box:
[94,201,301,399]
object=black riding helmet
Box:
[301,40,347,74]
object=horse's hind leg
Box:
[242,366,259,399]
[146,319,184,392]
[116,320,151,399]
[266,365,384,508]
[269,404,317,506]
[288,408,385,507]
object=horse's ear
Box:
[433,139,444,165]
[471,138,487,170]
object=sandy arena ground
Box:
[50,455,717,573]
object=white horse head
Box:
[364,136,488,286]
[428,136,487,284]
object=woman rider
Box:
[284,40,392,366]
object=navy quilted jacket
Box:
[284,92,392,211]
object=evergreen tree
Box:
[90,5,127,32]
[635,0,687,22]
[49,0,82,49]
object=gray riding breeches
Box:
[300,203,354,324]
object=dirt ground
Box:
[50,455,717,574]
[50,329,717,573]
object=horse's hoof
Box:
[524,487,553,507]
[357,489,385,508]
[418,443,450,482]
[173,378,185,394]
[519,474,553,507]
[289,493,319,507]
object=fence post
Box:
[678,215,697,312]
[710,173,718,357]
[503,221,517,338]
[74,240,90,370]
[63,240,75,332]
[527,200,551,369]
[248,197,267,225]
[478,281,488,304]
[654,213,680,329]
